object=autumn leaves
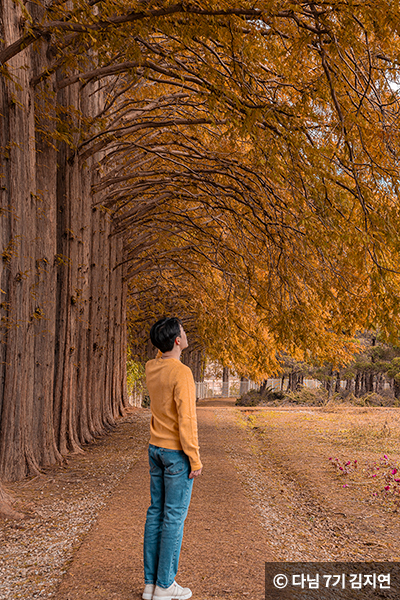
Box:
[3,1,400,377]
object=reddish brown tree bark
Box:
[0,482,23,520]
[0,1,128,493]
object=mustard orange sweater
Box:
[145,355,202,471]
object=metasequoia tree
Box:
[0,0,129,513]
[2,0,400,513]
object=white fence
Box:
[195,379,259,399]
[127,375,393,406]
[128,377,328,405]
[266,378,321,390]
[195,377,324,399]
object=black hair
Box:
[150,317,182,353]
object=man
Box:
[143,317,203,600]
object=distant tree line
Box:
[273,335,400,399]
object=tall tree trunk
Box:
[53,81,83,455]
[361,373,366,395]
[0,3,129,488]
[181,348,205,382]
[394,379,400,400]
[31,1,61,468]
[376,374,383,394]
[334,371,341,394]
[355,373,360,397]
[0,0,39,480]
[287,371,302,392]
[222,366,229,397]
[240,376,249,395]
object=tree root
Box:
[0,485,25,520]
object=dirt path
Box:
[4,401,400,600]
[53,403,272,600]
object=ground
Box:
[1,399,400,600]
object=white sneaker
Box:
[142,583,155,599]
[152,581,192,600]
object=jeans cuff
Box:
[156,580,174,589]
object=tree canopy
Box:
[3,0,400,379]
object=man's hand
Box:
[189,468,202,479]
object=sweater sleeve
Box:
[173,366,203,471]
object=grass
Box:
[244,406,400,453]
[240,405,400,512]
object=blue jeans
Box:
[143,444,193,588]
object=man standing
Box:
[143,317,202,600]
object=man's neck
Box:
[161,347,181,361]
